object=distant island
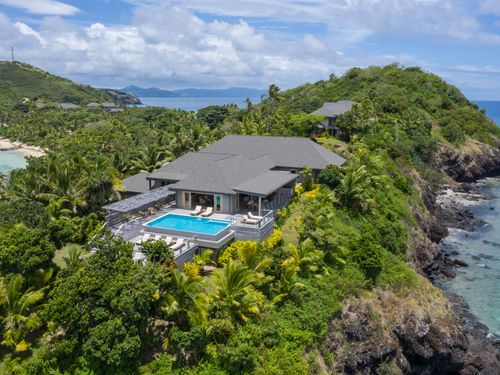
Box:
[121,85,266,99]
[0,61,140,108]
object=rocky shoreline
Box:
[424,178,500,370]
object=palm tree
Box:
[272,265,304,303]
[237,244,272,283]
[163,270,206,326]
[208,260,264,322]
[339,164,385,211]
[265,84,283,133]
[0,276,44,352]
[64,247,83,271]
[129,145,171,173]
[286,239,323,275]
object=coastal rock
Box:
[318,282,500,374]
[453,259,469,267]
[435,141,500,182]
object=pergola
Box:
[103,186,175,226]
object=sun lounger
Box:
[164,236,173,245]
[132,251,147,263]
[201,207,213,217]
[190,205,203,216]
[135,233,151,245]
[170,238,185,251]
[248,212,263,221]
[242,215,259,225]
[154,234,162,241]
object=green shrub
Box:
[218,342,258,374]
[217,241,257,265]
[350,237,384,283]
[142,240,174,264]
[318,166,343,190]
[441,122,465,144]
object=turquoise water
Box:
[146,214,230,235]
[444,179,500,335]
[474,101,500,125]
[0,150,26,175]
[136,97,261,111]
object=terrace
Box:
[108,202,275,263]
[102,135,345,265]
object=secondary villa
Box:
[312,100,355,137]
[103,135,345,265]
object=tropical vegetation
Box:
[0,63,498,374]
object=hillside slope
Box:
[0,61,139,108]
[280,64,499,146]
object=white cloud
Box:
[1,1,500,97]
[127,0,500,44]
[454,65,500,74]
[0,0,79,16]
[479,0,500,15]
[14,22,47,47]
[0,3,344,88]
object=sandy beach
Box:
[0,137,45,157]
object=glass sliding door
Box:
[215,195,221,212]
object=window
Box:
[215,195,221,212]
[184,192,190,208]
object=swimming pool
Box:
[145,214,231,236]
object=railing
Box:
[87,222,108,249]
[262,188,293,212]
[173,236,198,258]
[113,217,144,240]
[259,209,274,228]
[232,209,274,229]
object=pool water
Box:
[146,214,230,235]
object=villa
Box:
[103,135,345,265]
[312,100,355,137]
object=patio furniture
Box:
[248,212,263,221]
[164,236,173,245]
[135,233,151,245]
[242,215,259,225]
[132,251,147,263]
[201,207,213,217]
[154,234,162,241]
[170,238,185,251]
[190,205,203,216]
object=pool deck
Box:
[111,204,275,264]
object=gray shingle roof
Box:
[121,172,150,194]
[145,135,345,196]
[312,101,355,117]
[233,171,298,196]
[59,103,80,109]
[199,135,345,169]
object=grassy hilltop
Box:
[0,61,138,109]
[278,64,499,146]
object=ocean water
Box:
[474,100,500,125]
[136,97,261,111]
[443,178,500,335]
[0,150,26,175]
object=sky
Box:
[1,1,500,99]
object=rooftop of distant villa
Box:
[102,135,346,265]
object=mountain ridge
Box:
[0,61,140,108]
[121,85,265,98]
